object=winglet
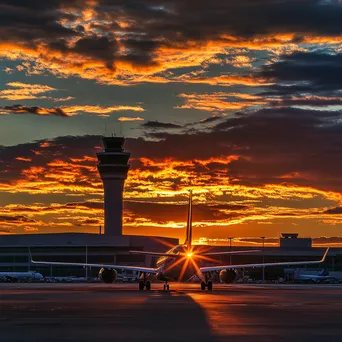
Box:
[320,247,329,263]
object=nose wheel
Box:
[163,282,170,291]
[200,281,213,291]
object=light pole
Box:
[261,236,265,282]
[228,237,234,265]
[85,245,88,280]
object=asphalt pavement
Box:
[1,283,342,342]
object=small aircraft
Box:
[30,191,329,291]
[294,268,338,283]
[0,271,43,282]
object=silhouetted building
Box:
[280,233,312,249]
[97,137,130,236]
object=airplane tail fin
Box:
[318,267,329,276]
[28,247,33,262]
[184,190,193,251]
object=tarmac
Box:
[1,283,342,342]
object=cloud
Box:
[118,116,144,122]
[199,116,223,124]
[62,105,145,116]
[177,92,265,112]
[0,105,69,117]
[0,104,144,117]
[0,82,57,100]
[226,55,254,68]
[0,214,36,223]
[180,75,271,87]
[323,207,342,215]
[142,121,182,129]
[52,96,75,102]
[2,1,342,84]
[1,119,342,202]
[260,51,342,96]
[23,226,38,232]
[1,130,342,235]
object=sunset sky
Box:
[1,0,342,245]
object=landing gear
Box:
[139,280,145,291]
[145,281,151,291]
[163,282,170,291]
[207,281,213,291]
[201,278,213,291]
[139,273,151,291]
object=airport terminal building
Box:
[0,137,341,280]
[1,232,341,280]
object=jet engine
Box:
[219,269,237,283]
[98,268,117,283]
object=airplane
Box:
[294,268,338,283]
[30,190,329,291]
[0,271,44,282]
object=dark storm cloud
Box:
[2,102,342,194]
[2,1,342,72]
[128,107,342,192]
[208,107,342,191]
[0,0,79,41]
[71,35,119,68]
[260,52,342,96]
[0,135,101,185]
[199,116,223,124]
[1,105,69,117]
[271,97,342,107]
[141,121,182,129]
[98,0,342,39]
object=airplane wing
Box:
[129,251,183,258]
[200,248,329,273]
[30,253,159,274]
[200,250,260,256]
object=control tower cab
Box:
[97,137,131,236]
[280,233,312,249]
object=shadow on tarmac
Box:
[132,290,216,342]
[1,286,216,342]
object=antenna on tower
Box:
[120,121,123,137]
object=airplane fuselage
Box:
[155,244,200,282]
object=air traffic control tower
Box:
[97,137,131,236]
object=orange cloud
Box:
[15,157,32,162]
[181,75,272,87]
[0,82,57,100]
[118,116,144,122]
[62,105,145,116]
[177,92,266,112]
[0,104,145,117]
